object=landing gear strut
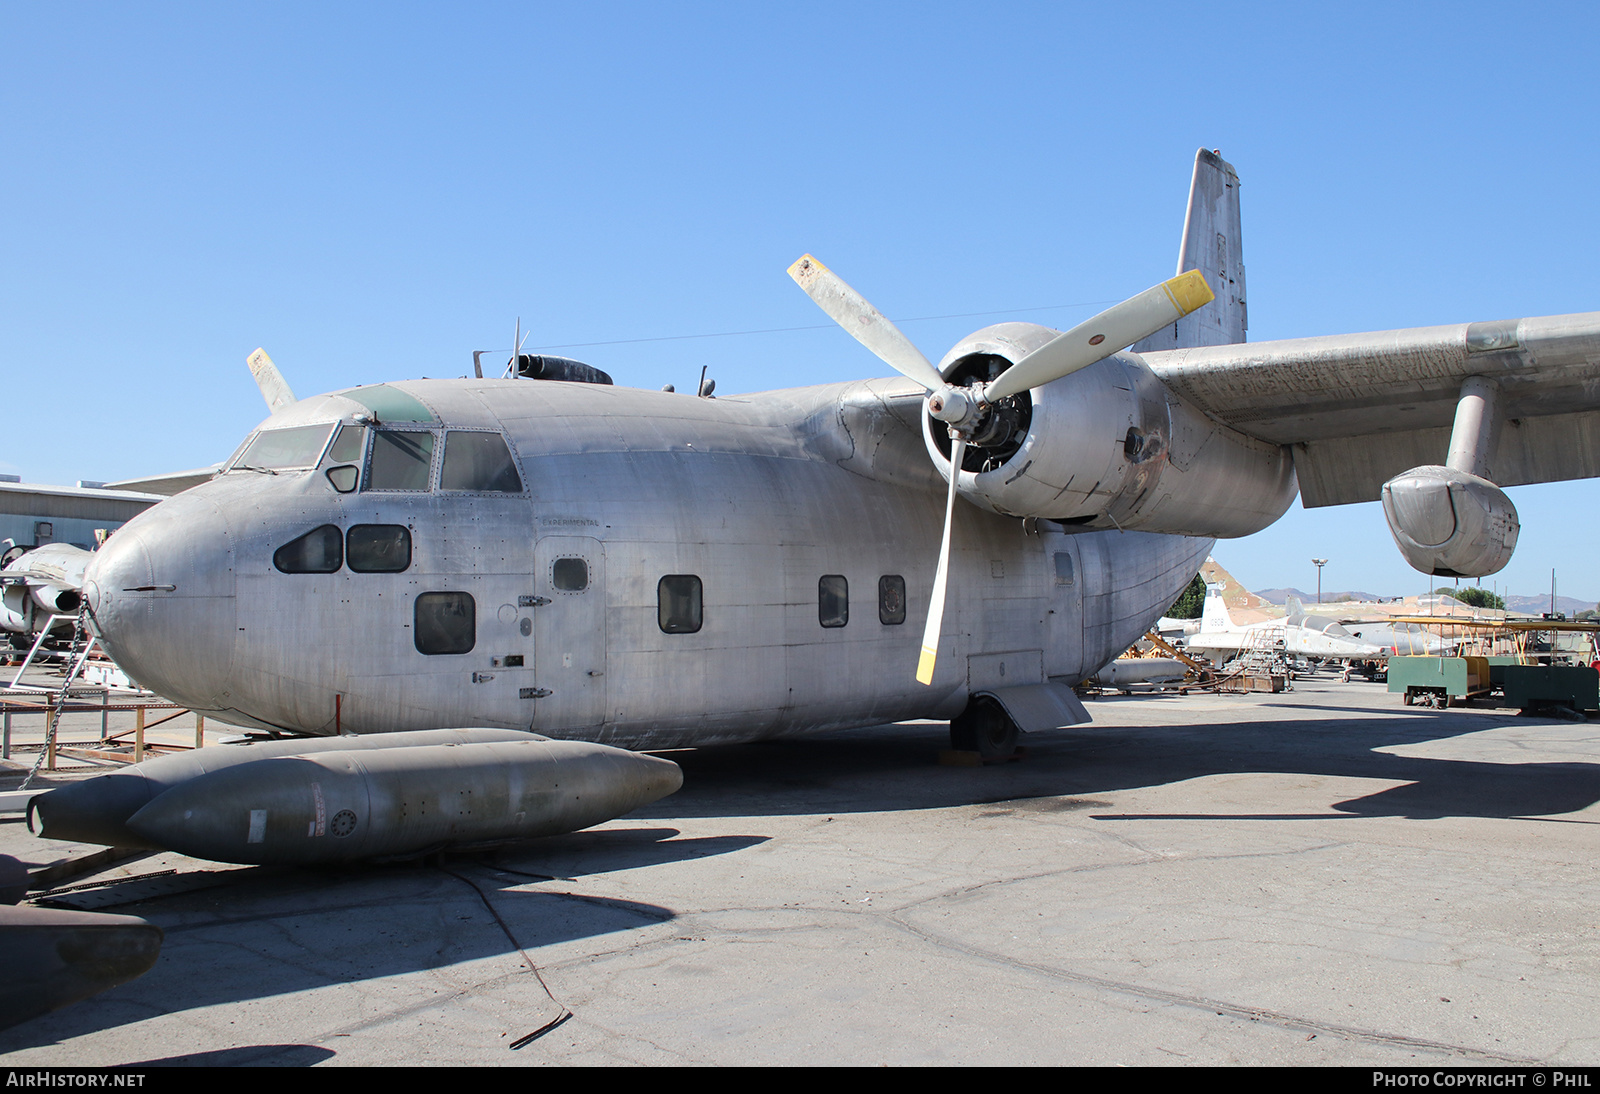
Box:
[949,695,1021,763]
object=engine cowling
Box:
[921,323,1296,538]
[1381,465,1519,577]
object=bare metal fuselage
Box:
[84,375,1214,748]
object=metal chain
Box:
[18,604,88,791]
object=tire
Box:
[950,695,1020,762]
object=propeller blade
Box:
[246,348,296,412]
[916,435,967,685]
[986,270,1213,401]
[788,254,947,392]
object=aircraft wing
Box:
[0,481,164,524]
[1142,311,1600,506]
[105,465,221,497]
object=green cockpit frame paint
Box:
[338,385,436,423]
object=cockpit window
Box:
[365,430,435,491]
[235,424,337,471]
[274,525,343,574]
[440,431,523,493]
[325,423,366,465]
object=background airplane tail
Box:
[1132,148,1247,352]
[1199,583,1233,632]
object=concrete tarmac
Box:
[1,674,1597,1066]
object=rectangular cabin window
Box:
[440,431,523,493]
[819,575,848,628]
[235,423,336,471]
[365,430,435,491]
[658,575,702,634]
[878,575,906,625]
[415,591,475,654]
[1053,551,1075,586]
[347,525,412,573]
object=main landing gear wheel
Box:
[950,695,1020,763]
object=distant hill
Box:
[1503,593,1595,617]
[1253,587,1593,616]
[1257,587,1384,606]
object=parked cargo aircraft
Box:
[78,150,1600,759]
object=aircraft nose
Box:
[85,492,238,710]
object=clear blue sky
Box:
[4,3,1597,602]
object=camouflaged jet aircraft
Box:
[78,150,1600,760]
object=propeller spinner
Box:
[788,255,1214,685]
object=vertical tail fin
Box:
[1199,582,1233,632]
[1132,148,1247,352]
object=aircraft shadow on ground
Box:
[0,828,768,1051]
[122,1044,337,1067]
[633,706,1600,823]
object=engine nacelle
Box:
[1381,465,1519,577]
[30,583,81,615]
[923,323,1296,538]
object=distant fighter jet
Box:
[1184,586,1387,666]
[1329,611,1457,657]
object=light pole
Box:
[1312,558,1328,605]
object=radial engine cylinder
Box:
[1381,465,1519,577]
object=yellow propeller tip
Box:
[1162,269,1215,315]
[787,254,825,283]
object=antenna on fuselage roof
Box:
[509,318,533,379]
[697,364,715,398]
[471,319,534,379]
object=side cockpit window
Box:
[274,525,343,573]
[323,423,366,493]
[365,430,435,491]
[440,431,522,493]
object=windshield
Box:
[232,424,337,471]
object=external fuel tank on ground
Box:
[32,729,683,865]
